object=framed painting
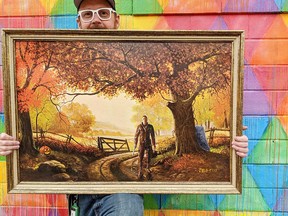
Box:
[2,29,244,194]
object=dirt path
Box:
[86,152,138,181]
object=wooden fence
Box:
[34,131,82,146]
[205,127,230,145]
[34,131,130,153]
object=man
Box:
[134,115,156,180]
[1,1,143,216]
[75,0,119,29]
[71,1,143,215]
[0,0,249,215]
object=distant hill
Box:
[93,121,134,135]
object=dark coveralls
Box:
[134,123,155,178]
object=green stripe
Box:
[162,194,215,210]
[116,0,133,15]
[51,0,78,15]
[219,171,271,211]
[133,0,163,14]
[144,194,160,209]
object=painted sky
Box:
[73,93,137,132]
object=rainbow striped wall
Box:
[1,0,288,215]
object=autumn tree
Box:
[52,41,232,155]
[193,87,230,129]
[48,112,70,134]
[30,96,58,140]
[61,102,96,136]
[16,41,65,154]
[211,90,230,128]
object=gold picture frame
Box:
[2,29,244,194]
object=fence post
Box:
[125,139,130,151]
[209,128,215,145]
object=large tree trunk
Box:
[168,100,203,155]
[19,111,38,155]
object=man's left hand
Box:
[232,135,249,158]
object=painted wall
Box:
[0,0,287,215]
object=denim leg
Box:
[78,195,102,216]
[77,194,143,216]
[97,193,144,216]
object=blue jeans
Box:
[78,194,144,216]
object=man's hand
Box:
[0,133,20,156]
[232,135,249,158]
[132,144,137,156]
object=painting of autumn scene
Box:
[15,39,234,183]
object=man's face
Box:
[142,116,148,125]
[77,0,119,29]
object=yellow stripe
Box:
[0,183,7,205]
[120,15,160,30]
[0,162,7,183]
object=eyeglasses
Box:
[78,8,116,22]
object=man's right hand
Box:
[0,133,20,156]
[132,144,137,156]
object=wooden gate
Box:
[97,137,130,152]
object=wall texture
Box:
[0,0,288,215]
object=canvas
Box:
[2,29,244,194]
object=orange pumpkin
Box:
[39,146,51,155]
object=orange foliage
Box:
[172,154,206,171]
[16,41,66,113]
[15,40,231,113]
